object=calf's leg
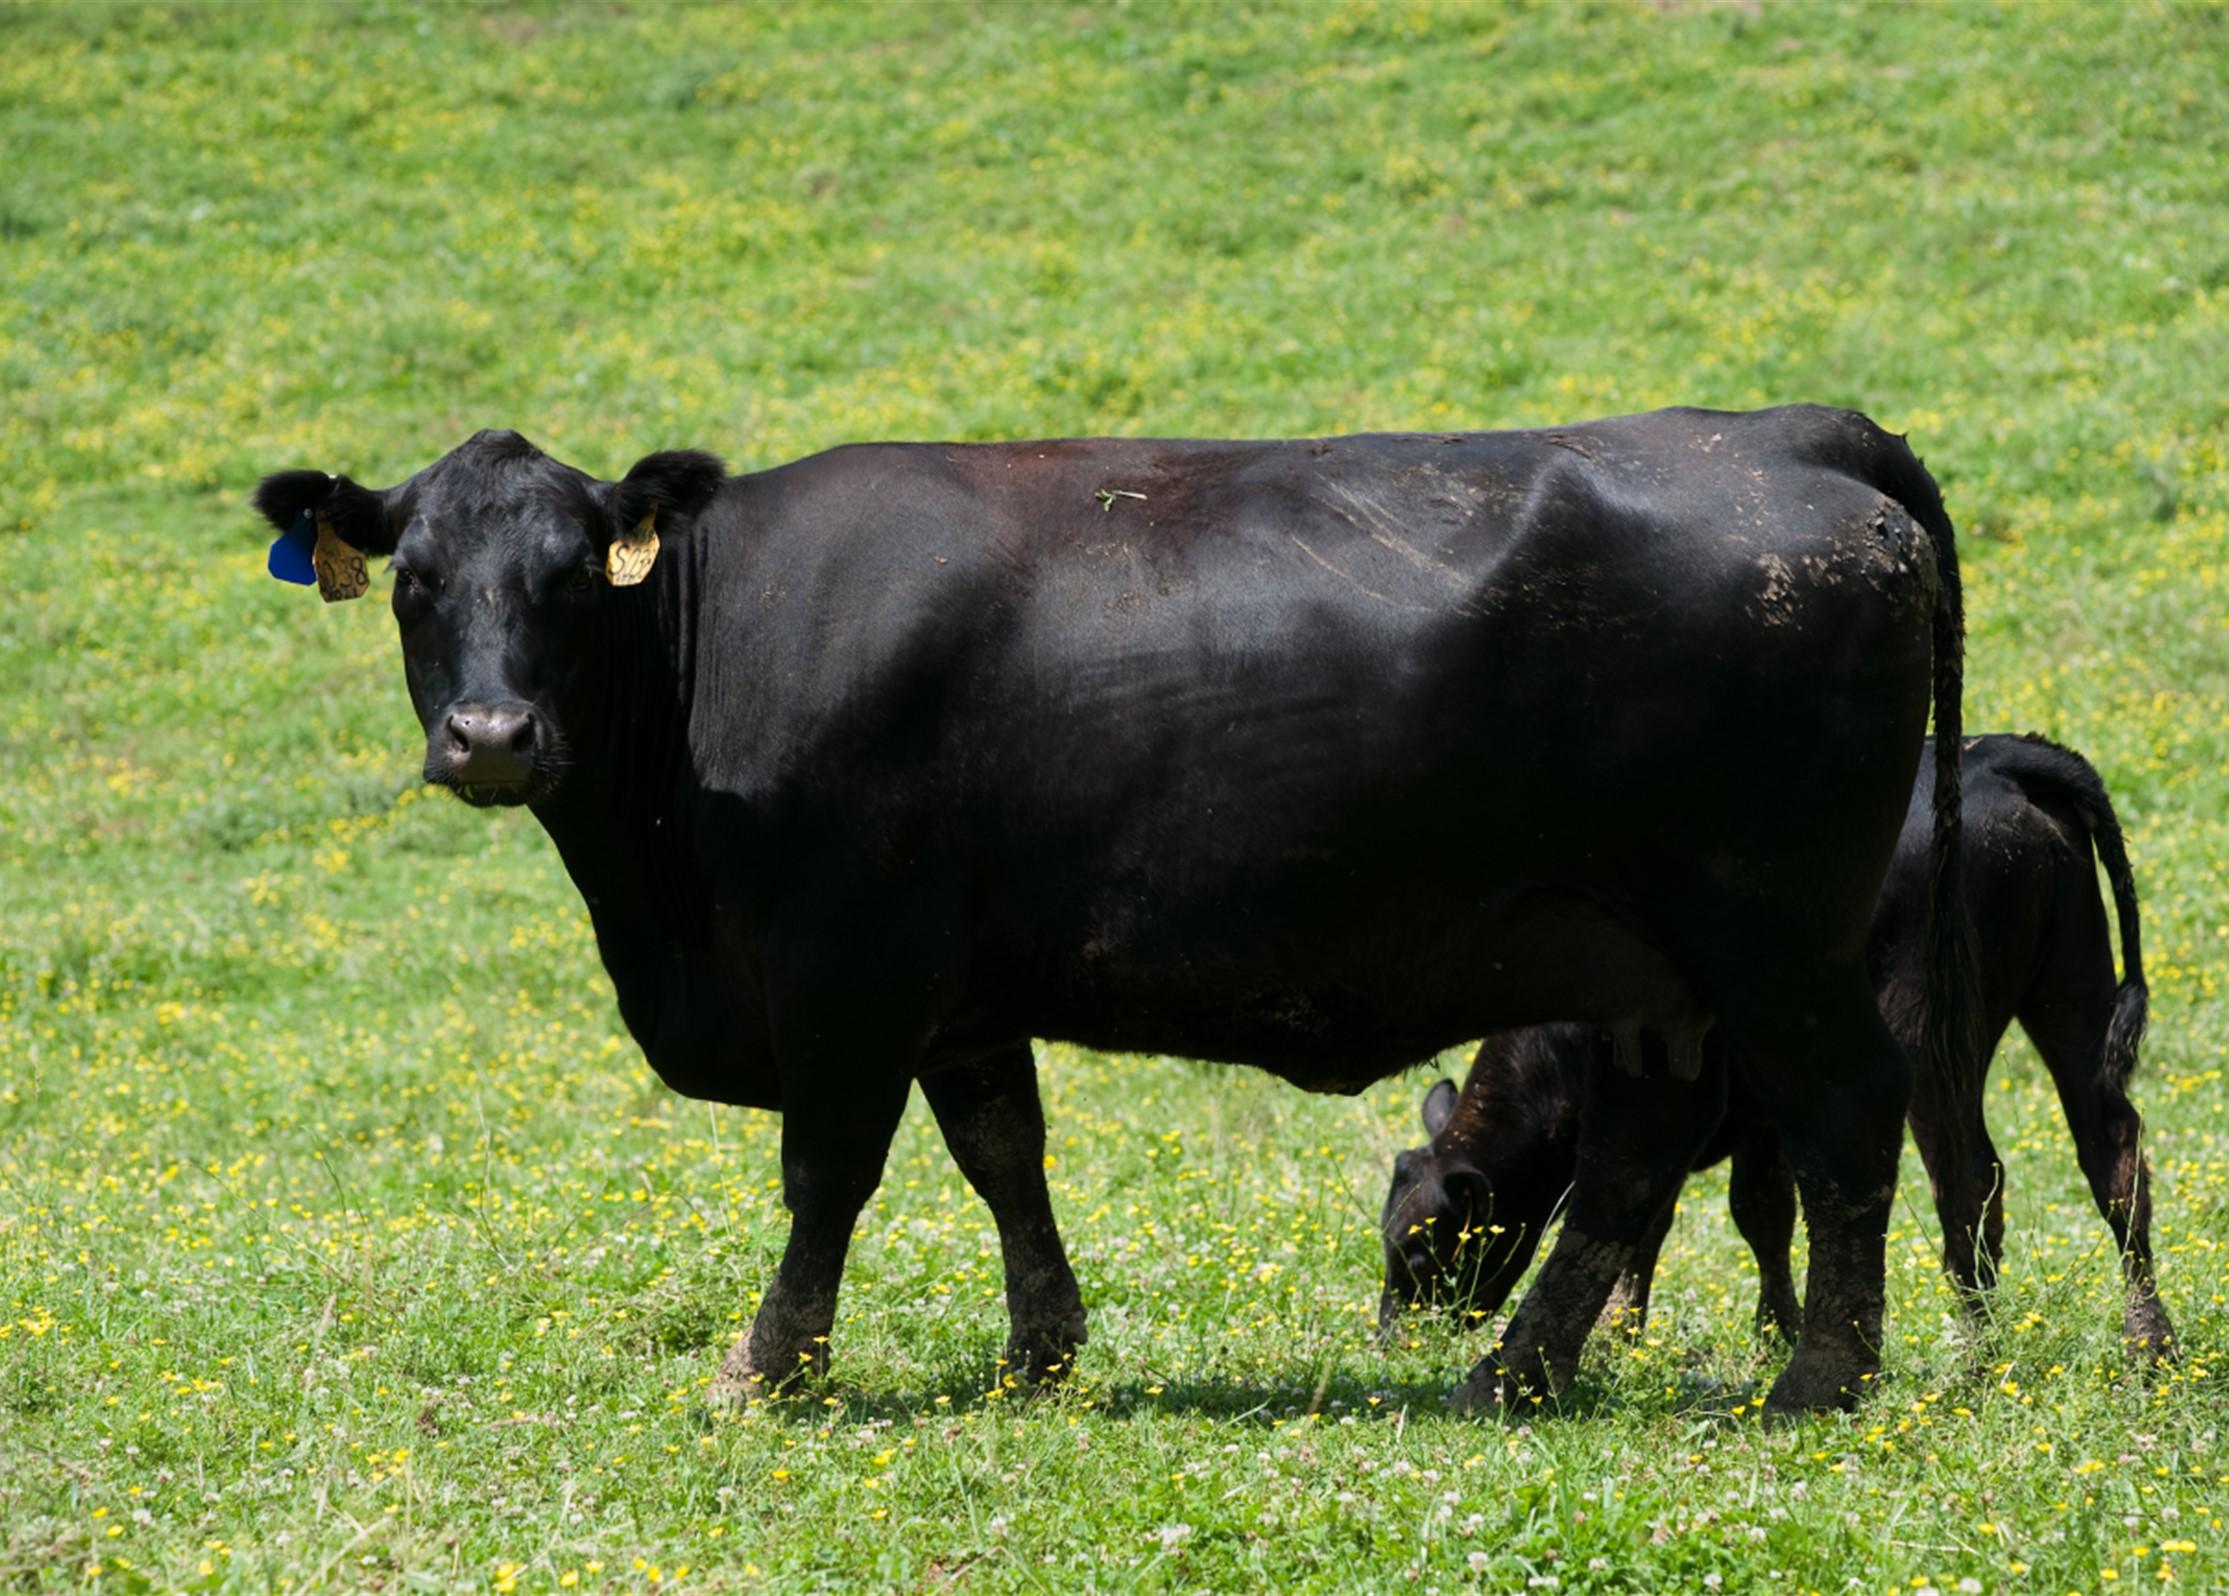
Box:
[1597,1184,1679,1337]
[921,1044,1089,1384]
[1908,1092,2006,1301]
[1727,1131,1803,1345]
[2023,991,2175,1360]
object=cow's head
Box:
[1378,1077,1557,1334]
[254,430,723,808]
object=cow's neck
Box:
[531,537,711,940]
[523,535,775,1094]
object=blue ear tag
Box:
[268,510,319,585]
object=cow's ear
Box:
[1421,1078,1459,1140]
[612,449,726,527]
[602,450,725,588]
[253,470,395,602]
[253,471,394,552]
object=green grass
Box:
[3,1,2227,1590]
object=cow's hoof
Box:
[706,1336,820,1410]
[705,1341,773,1411]
[1448,1367,1509,1416]
[1763,1345,1872,1415]
[1451,1347,1558,1415]
[705,1372,766,1413]
[2123,1302,2177,1366]
[705,1377,759,1413]
[1004,1323,1086,1390]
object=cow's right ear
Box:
[1421,1077,1459,1140]
[610,450,727,533]
[600,450,726,589]
[253,470,395,602]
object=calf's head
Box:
[254,430,723,807]
[1379,1073,1568,1333]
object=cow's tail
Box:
[2003,733,2149,1086]
[1876,433,1987,1243]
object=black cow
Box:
[254,404,1976,1413]
[1382,733,2174,1361]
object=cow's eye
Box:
[563,565,599,601]
[392,565,434,616]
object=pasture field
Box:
[3,2,2227,1590]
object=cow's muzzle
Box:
[432,699,542,805]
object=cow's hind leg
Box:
[1456,1045,1726,1410]
[1737,978,1910,1414]
[921,1044,1089,1385]
[712,1069,911,1405]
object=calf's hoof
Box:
[1756,1291,1804,1351]
[1595,1297,1648,1339]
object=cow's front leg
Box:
[1456,1041,1726,1411]
[711,1069,910,1406]
[921,1044,1088,1386]
[1739,979,1911,1415]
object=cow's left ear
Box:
[604,450,725,587]
[253,469,396,602]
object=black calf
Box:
[1383,734,2172,1361]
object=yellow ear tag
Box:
[606,508,660,587]
[311,510,370,603]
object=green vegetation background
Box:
[3,2,2226,1591]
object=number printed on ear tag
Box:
[312,511,370,603]
[606,509,659,587]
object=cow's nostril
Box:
[445,712,474,754]
[507,712,536,754]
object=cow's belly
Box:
[966,885,1707,1093]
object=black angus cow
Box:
[1382,733,2174,1361]
[254,404,1977,1414]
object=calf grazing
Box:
[253,405,1976,1414]
[1383,733,2173,1360]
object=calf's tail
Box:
[2094,804,2150,1089]
[2004,733,2150,1087]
